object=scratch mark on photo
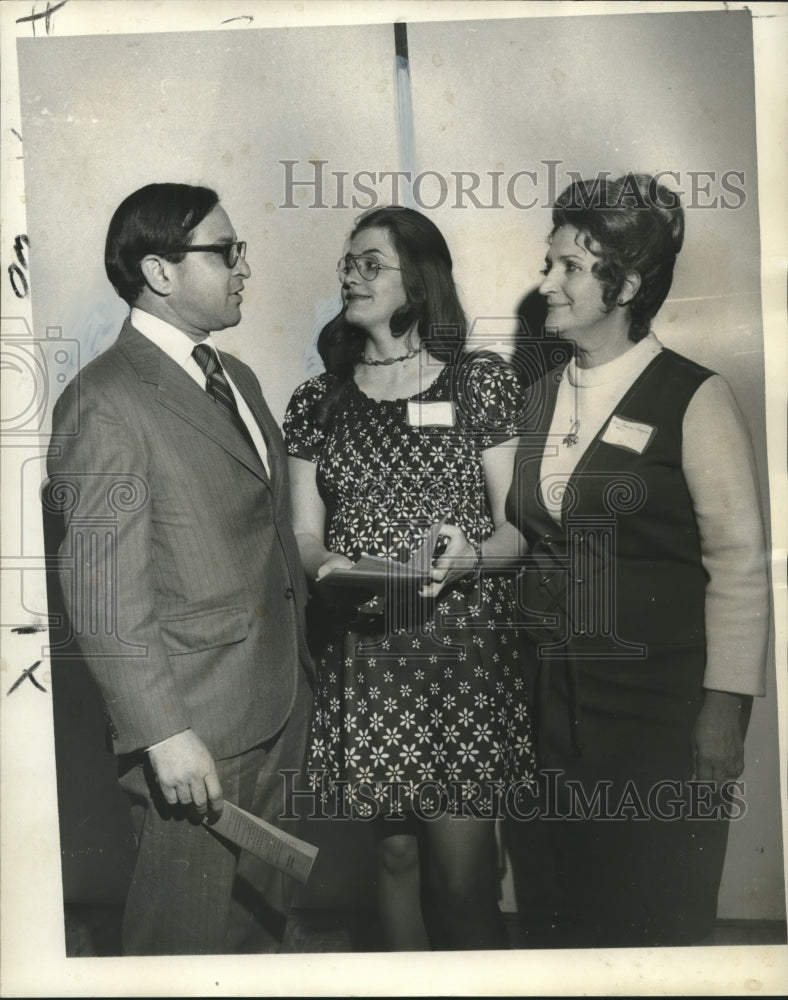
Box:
[6,660,47,696]
[16,0,70,36]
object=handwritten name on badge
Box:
[406,401,456,427]
[601,415,656,454]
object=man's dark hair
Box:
[105,183,219,305]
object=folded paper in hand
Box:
[315,516,448,608]
[204,801,318,885]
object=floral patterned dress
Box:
[284,354,535,817]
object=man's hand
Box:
[148,729,223,817]
[691,689,749,783]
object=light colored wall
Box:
[17,10,784,921]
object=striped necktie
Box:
[192,343,255,449]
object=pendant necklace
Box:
[563,418,580,447]
[563,364,580,446]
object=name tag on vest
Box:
[407,401,456,427]
[601,414,656,454]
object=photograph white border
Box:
[1,2,785,996]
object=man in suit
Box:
[45,183,314,955]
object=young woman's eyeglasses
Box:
[337,254,402,282]
[158,241,247,269]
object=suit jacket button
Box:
[284,587,295,599]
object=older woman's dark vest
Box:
[507,349,714,761]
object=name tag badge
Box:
[601,414,656,454]
[406,401,456,427]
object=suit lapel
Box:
[222,353,284,497]
[117,322,271,488]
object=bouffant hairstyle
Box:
[550,173,684,342]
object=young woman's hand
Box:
[315,552,354,582]
[418,523,479,599]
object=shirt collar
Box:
[567,331,663,389]
[130,307,217,369]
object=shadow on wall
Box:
[509,287,571,393]
[42,504,137,915]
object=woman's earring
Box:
[617,298,626,306]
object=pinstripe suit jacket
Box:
[45,319,314,759]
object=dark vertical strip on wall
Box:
[394,23,416,206]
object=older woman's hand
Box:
[691,689,750,783]
[418,522,479,600]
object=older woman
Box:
[507,173,770,947]
[284,207,534,950]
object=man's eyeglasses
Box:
[159,241,247,269]
[337,254,402,282]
